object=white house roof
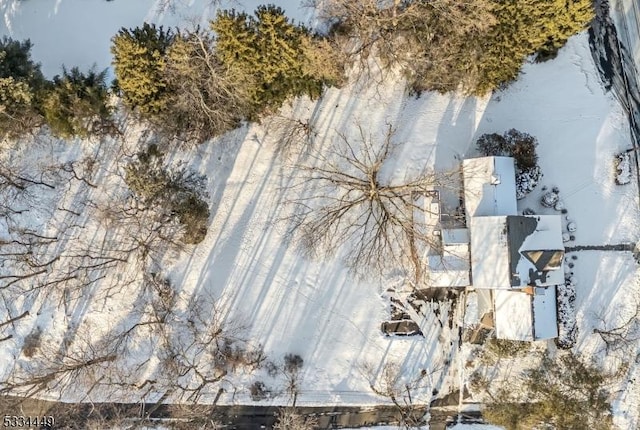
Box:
[470,215,564,289]
[494,287,558,341]
[462,156,561,341]
[442,228,469,245]
[462,156,518,221]
[470,216,511,289]
[428,253,470,287]
[514,215,565,287]
[428,228,471,287]
[532,287,559,339]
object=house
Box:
[461,156,562,341]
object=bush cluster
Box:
[322,0,593,94]
[124,145,210,244]
[110,6,343,142]
[3,1,592,143]
[476,129,542,199]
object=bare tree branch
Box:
[287,123,459,282]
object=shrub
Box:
[486,338,531,358]
[505,129,538,170]
[283,353,304,374]
[124,145,210,244]
[22,327,42,357]
[42,67,113,139]
[477,133,509,157]
[249,381,270,401]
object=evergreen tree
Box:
[484,353,613,430]
[0,37,46,140]
[125,144,210,244]
[474,0,594,93]
[110,23,175,115]
[322,0,592,94]
[211,5,329,115]
[42,67,113,139]
[0,37,45,85]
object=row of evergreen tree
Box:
[111,5,342,144]
[0,5,341,144]
[0,1,595,144]
[0,37,112,140]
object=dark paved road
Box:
[0,395,484,429]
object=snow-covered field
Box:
[2,0,640,429]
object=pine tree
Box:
[210,5,328,115]
[110,23,174,115]
[321,0,592,94]
[0,37,45,86]
[0,37,46,140]
[474,0,594,93]
[125,144,210,244]
[42,67,113,139]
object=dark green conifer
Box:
[42,67,112,139]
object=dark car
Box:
[381,320,423,337]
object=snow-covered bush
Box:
[556,279,577,349]
[516,165,543,200]
[476,133,509,156]
[541,189,559,208]
[477,129,542,199]
[615,152,631,185]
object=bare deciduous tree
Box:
[273,407,318,430]
[309,0,494,92]
[265,112,317,157]
[360,360,431,428]
[0,325,119,399]
[162,29,252,144]
[593,293,640,354]
[288,123,457,282]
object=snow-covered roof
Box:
[493,287,558,341]
[470,215,564,289]
[427,228,471,287]
[470,216,511,289]
[462,156,518,222]
[428,254,470,287]
[442,228,469,245]
[513,215,565,287]
[532,286,559,339]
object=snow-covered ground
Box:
[1,1,640,429]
